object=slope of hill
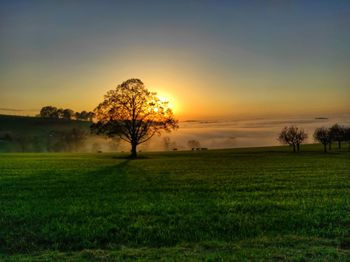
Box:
[0,114,90,134]
[0,114,91,152]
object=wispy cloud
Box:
[0,108,38,112]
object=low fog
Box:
[1,115,349,153]
[98,114,350,152]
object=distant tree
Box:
[171,141,178,151]
[11,135,32,152]
[62,109,75,120]
[278,126,308,152]
[40,106,58,119]
[108,138,120,152]
[187,139,201,150]
[87,112,95,122]
[313,127,331,152]
[64,128,87,151]
[75,112,81,120]
[330,124,345,149]
[163,137,172,151]
[0,132,13,142]
[91,142,102,153]
[79,111,89,121]
[47,128,87,152]
[91,78,178,158]
[75,111,93,121]
[163,137,178,151]
[345,127,350,150]
[57,108,64,119]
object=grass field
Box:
[0,145,349,261]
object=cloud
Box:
[0,108,38,112]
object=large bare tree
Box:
[91,79,178,158]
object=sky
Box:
[0,0,349,120]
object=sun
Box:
[157,94,177,113]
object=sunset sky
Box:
[1,0,349,120]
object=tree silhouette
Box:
[57,108,64,119]
[40,106,59,119]
[163,137,172,151]
[62,109,74,120]
[278,126,307,152]
[314,127,331,152]
[330,124,345,149]
[91,79,178,158]
[75,111,94,121]
[87,112,95,122]
[187,139,201,150]
[345,127,350,150]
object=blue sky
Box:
[1,0,349,118]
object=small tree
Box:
[57,108,64,119]
[75,111,94,121]
[330,124,345,149]
[314,127,331,152]
[75,112,81,120]
[79,111,89,121]
[40,106,58,119]
[187,139,201,150]
[278,126,308,152]
[163,137,171,151]
[87,112,95,122]
[62,109,75,120]
[345,127,350,150]
[64,128,87,151]
[91,78,178,158]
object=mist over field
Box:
[141,114,350,151]
[1,114,349,153]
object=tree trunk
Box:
[328,142,332,150]
[292,144,296,152]
[338,141,341,149]
[130,142,137,158]
[323,143,327,153]
[297,143,300,152]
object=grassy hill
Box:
[0,114,90,134]
[0,114,91,152]
[0,146,349,261]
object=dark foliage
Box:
[330,124,346,149]
[314,127,331,152]
[91,78,178,158]
[39,106,93,121]
[278,126,308,152]
[40,106,59,119]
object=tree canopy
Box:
[91,78,178,158]
[40,106,59,119]
[330,124,345,149]
[39,106,93,121]
[278,126,308,152]
[313,127,331,152]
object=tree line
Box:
[279,124,350,152]
[39,106,94,121]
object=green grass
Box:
[0,144,349,261]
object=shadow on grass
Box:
[111,155,152,160]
